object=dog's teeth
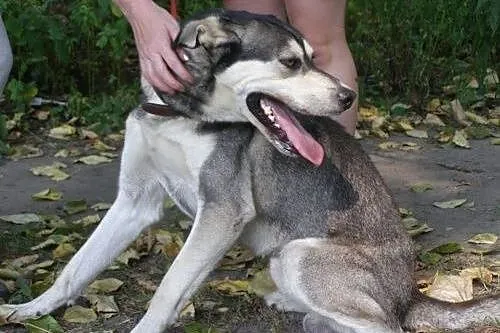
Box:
[274,123,281,128]
[268,115,275,122]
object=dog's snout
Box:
[338,87,356,111]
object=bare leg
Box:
[0,16,13,95]
[224,0,287,21]
[285,0,358,135]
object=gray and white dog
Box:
[1,10,498,333]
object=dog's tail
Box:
[403,289,500,331]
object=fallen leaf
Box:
[0,268,22,280]
[483,68,499,87]
[378,141,400,150]
[438,130,454,143]
[80,129,99,140]
[73,214,101,227]
[395,119,414,131]
[25,315,64,333]
[91,202,112,211]
[450,99,471,126]
[358,105,379,122]
[7,254,39,269]
[31,234,70,251]
[75,155,112,165]
[405,129,428,139]
[433,198,467,209]
[466,126,491,139]
[92,140,115,151]
[116,248,140,266]
[0,213,42,224]
[371,128,389,139]
[430,242,463,255]
[422,113,446,127]
[99,151,119,158]
[49,124,77,140]
[402,217,434,237]
[410,182,433,193]
[427,98,441,112]
[465,111,489,125]
[398,207,413,217]
[54,148,81,158]
[467,78,479,89]
[418,252,442,266]
[8,144,44,161]
[33,110,50,121]
[426,274,473,302]
[88,278,124,294]
[87,294,119,313]
[208,279,249,296]
[24,260,55,273]
[52,243,76,259]
[154,229,184,257]
[30,162,70,181]
[491,138,500,145]
[63,200,88,215]
[63,305,97,323]
[399,142,422,151]
[220,246,255,268]
[248,269,277,297]
[179,302,195,320]
[460,267,495,284]
[32,188,62,201]
[467,233,498,245]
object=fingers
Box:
[162,44,193,84]
[141,54,183,95]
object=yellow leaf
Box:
[426,274,473,303]
[49,124,77,140]
[452,130,470,148]
[52,243,76,259]
[465,111,489,125]
[63,306,97,323]
[208,279,249,296]
[405,129,428,138]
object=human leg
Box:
[223,0,287,21]
[285,0,358,134]
[0,15,13,96]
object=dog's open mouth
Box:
[246,93,324,166]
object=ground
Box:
[0,131,499,333]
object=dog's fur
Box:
[1,10,498,333]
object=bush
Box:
[347,0,499,105]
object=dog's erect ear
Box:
[175,17,240,49]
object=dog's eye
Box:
[280,57,301,70]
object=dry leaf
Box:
[73,214,101,227]
[450,99,471,126]
[426,274,473,303]
[63,305,97,323]
[402,217,434,237]
[116,248,140,266]
[405,129,428,139]
[75,155,112,165]
[92,140,115,151]
[32,188,62,201]
[52,243,76,259]
[208,279,249,296]
[410,183,433,193]
[87,294,119,314]
[8,144,44,161]
[88,278,124,294]
[460,267,495,284]
[433,198,467,209]
[491,138,500,145]
[0,213,42,225]
[248,269,277,297]
[422,113,445,127]
[468,233,498,245]
[80,129,99,140]
[30,162,70,181]
[465,111,489,125]
[179,302,195,320]
[63,200,88,215]
[49,124,77,140]
[452,130,470,148]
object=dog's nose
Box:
[338,87,356,111]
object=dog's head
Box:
[145,10,356,166]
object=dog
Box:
[1,9,498,333]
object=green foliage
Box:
[2,0,133,97]
[347,0,499,104]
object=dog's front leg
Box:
[131,201,254,333]
[0,180,166,322]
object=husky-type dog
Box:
[1,10,498,333]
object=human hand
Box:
[118,0,193,94]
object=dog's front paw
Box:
[0,299,54,323]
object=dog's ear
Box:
[175,17,240,50]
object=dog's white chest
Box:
[131,115,217,186]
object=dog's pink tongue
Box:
[271,103,324,166]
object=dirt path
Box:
[0,134,499,333]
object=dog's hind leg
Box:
[270,238,403,333]
[0,117,166,323]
